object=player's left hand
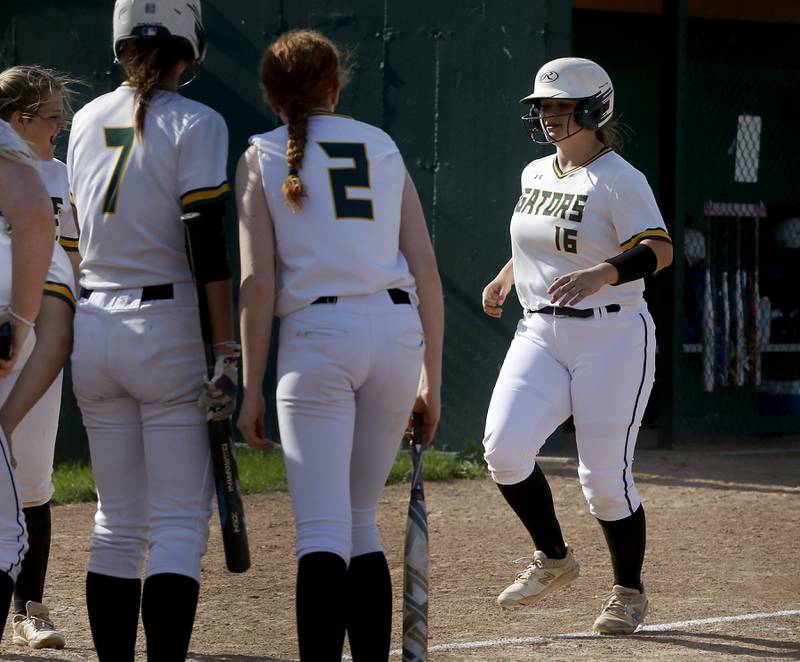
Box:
[236,390,275,451]
[199,341,240,421]
[547,263,616,307]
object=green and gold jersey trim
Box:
[553,146,614,179]
[180,182,231,211]
[44,281,76,310]
[620,228,672,251]
[59,237,79,252]
[309,111,353,119]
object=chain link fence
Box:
[679,12,800,436]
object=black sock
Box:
[0,571,13,643]
[142,573,200,662]
[597,504,646,591]
[297,551,347,662]
[14,501,52,614]
[86,571,141,662]
[495,463,566,559]
[346,551,391,662]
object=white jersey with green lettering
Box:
[67,84,230,289]
[250,113,417,318]
[510,147,670,311]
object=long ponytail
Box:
[118,39,194,139]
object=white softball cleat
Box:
[592,584,649,635]
[12,600,66,649]
[496,546,580,607]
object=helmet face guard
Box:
[521,105,581,144]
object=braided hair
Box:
[260,29,350,213]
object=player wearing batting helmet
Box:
[67,1,234,659]
[0,64,80,650]
[236,29,444,662]
[0,120,54,646]
[481,57,673,635]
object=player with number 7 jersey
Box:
[65,2,234,659]
[67,83,229,288]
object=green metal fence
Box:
[678,11,800,437]
[5,1,797,461]
[2,0,570,460]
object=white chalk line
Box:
[387,609,800,656]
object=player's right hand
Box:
[236,391,275,451]
[407,388,441,446]
[482,278,511,318]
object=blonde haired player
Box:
[0,119,54,644]
[67,1,234,659]
[237,29,444,661]
[0,65,80,649]
[481,57,672,634]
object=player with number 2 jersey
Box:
[237,29,444,662]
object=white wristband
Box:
[9,308,36,328]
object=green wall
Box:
[2,1,572,458]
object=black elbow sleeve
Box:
[184,202,232,284]
[605,242,658,285]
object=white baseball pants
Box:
[0,233,74,508]
[277,291,424,563]
[72,283,213,582]
[484,304,656,521]
[0,425,27,582]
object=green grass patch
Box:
[237,447,288,493]
[52,446,488,505]
[51,462,98,504]
[387,449,487,483]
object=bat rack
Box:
[694,201,767,392]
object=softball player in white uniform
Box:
[237,29,444,662]
[0,119,54,644]
[0,65,78,649]
[482,58,672,635]
[67,2,233,660]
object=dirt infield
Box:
[2,440,799,661]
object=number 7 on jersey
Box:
[103,126,135,214]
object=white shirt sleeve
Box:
[177,109,231,211]
[608,166,671,251]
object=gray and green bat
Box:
[403,412,428,662]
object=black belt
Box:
[311,288,411,305]
[80,283,174,301]
[528,304,620,319]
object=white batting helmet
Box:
[520,57,614,143]
[113,0,207,63]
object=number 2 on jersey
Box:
[318,142,374,220]
[103,126,134,214]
